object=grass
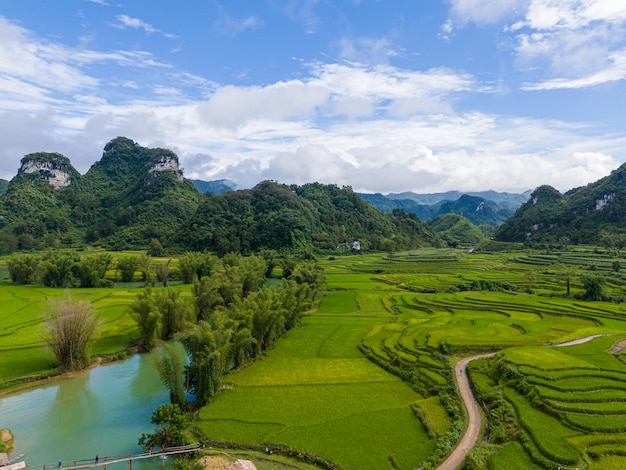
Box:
[0,284,143,387]
[504,387,582,465]
[196,288,434,470]
[7,247,626,468]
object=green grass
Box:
[489,442,544,470]
[414,396,452,437]
[196,285,434,470]
[504,387,582,465]
[7,248,626,468]
[0,284,144,386]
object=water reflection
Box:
[0,354,168,470]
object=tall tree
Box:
[153,343,187,409]
[129,287,161,351]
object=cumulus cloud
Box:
[0,14,623,196]
[446,0,626,89]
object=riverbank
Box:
[0,350,140,398]
[1,429,14,455]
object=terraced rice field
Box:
[5,247,626,469]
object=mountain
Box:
[0,138,444,254]
[0,153,80,249]
[70,137,202,249]
[357,193,436,220]
[386,190,531,210]
[191,179,237,194]
[0,137,201,251]
[358,192,516,226]
[495,163,626,244]
[183,181,444,255]
[427,213,486,246]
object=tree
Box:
[147,238,164,257]
[193,275,225,322]
[381,238,396,261]
[0,231,18,255]
[7,254,40,284]
[39,251,76,287]
[76,253,112,288]
[117,255,140,282]
[138,403,186,450]
[153,343,187,409]
[583,275,604,301]
[156,260,171,287]
[555,267,577,296]
[178,321,231,406]
[43,297,99,371]
[153,289,193,340]
[129,287,161,351]
[178,252,198,284]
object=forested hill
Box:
[182,181,445,255]
[495,162,626,244]
[0,138,444,254]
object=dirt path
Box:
[435,334,612,470]
[435,353,496,470]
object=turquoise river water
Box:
[0,353,171,470]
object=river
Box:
[0,353,170,470]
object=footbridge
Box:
[30,444,204,470]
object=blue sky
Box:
[1,0,625,194]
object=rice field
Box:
[5,246,626,468]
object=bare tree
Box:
[44,297,99,371]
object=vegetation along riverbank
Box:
[4,246,626,469]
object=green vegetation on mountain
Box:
[427,213,485,246]
[496,163,626,244]
[183,181,443,255]
[0,138,443,254]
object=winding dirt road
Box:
[435,334,610,470]
[435,353,496,470]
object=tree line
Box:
[134,252,323,450]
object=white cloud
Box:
[447,0,528,26]
[523,48,626,89]
[0,14,624,196]
[337,37,399,65]
[212,14,263,35]
[447,0,626,89]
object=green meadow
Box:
[5,247,626,469]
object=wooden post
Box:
[128,459,131,470]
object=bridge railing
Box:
[27,444,204,470]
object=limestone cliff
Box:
[18,153,77,189]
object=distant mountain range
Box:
[357,190,531,226]
[190,179,237,194]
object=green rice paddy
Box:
[5,247,626,469]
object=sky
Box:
[1,0,626,194]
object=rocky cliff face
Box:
[19,153,77,189]
[148,154,184,182]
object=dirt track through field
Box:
[434,353,496,470]
[435,334,609,470]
